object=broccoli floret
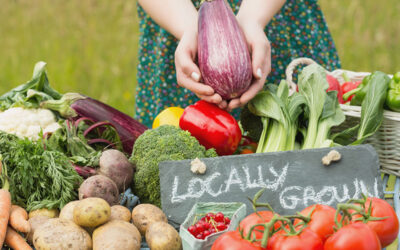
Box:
[130,125,217,207]
[240,104,263,142]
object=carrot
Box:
[4,227,32,250]
[0,156,11,248]
[0,190,11,247]
[9,205,30,233]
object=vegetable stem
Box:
[40,93,85,118]
[302,113,319,149]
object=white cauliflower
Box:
[0,107,60,140]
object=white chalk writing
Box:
[171,164,288,203]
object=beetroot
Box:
[198,0,252,100]
[99,149,134,192]
[78,175,119,206]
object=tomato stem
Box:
[247,188,275,215]
[260,215,280,247]
[283,213,311,224]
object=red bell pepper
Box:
[296,74,344,104]
[326,74,344,104]
[341,73,361,103]
[179,100,242,156]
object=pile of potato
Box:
[27,198,182,250]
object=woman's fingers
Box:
[251,38,271,80]
[177,70,214,95]
[175,56,214,96]
[218,100,228,110]
[227,98,242,112]
[196,93,223,104]
[239,78,265,105]
[175,31,215,96]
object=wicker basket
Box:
[286,57,400,177]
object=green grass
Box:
[0,0,398,116]
[320,0,400,73]
[0,0,139,115]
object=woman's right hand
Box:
[175,29,226,107]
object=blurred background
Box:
[0,0,399,116]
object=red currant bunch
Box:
[187,212,231,240]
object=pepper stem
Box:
[342,86,362,101]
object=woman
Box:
[135,0,340,128]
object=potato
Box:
[33,218,92,250]
[74,197,111,228]
[146,221,182,250]
[59,200,80,221]
[110,205,131,222]
[79,175,119,206]
[99,149,134,192]
[27,215,50,244]
[93,220,141,250]
[131,204,167,236]
[29,208,59,219]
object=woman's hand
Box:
[175,24,270,111]
[175,29,225,106]
[225,20,271,111]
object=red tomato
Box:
[238,211,282,240]
[267,228,323,250]
[294,204,339,242]
[211,231,266,250]
[324,223,381,250]
[351,197,399,247]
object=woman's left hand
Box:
[223,20,271,111]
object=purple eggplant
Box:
[41,93,148,154]
[198,0,253,100]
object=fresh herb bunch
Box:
[0,131,82,211]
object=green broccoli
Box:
[130,125,217,207]
[240,104,263,142]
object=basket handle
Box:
[285,57,330,94]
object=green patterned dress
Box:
[135,0,341,127]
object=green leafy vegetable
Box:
[298,64,329,149]
[239,104,263,142]
[238,65,390,153]
[45,119,124,167]
[314,91,345,148]
[354,72,390,144]
[249,82,290,153]
[0,131,82,211]
[0,62,62,111]
[333,71,390,145]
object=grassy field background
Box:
[0,0,399,116]
[0,1,399,248]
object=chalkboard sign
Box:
[159,145,383,227]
